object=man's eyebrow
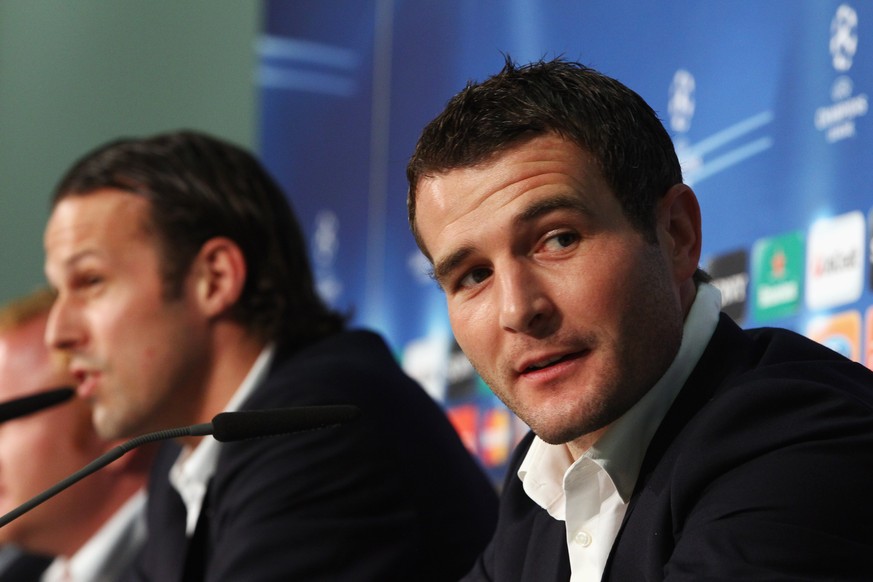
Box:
[430,195,589,287]
[514,194,590,225]
[48,250,101,282]
[432,246,474,287]
[63,249,101,269]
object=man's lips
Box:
[72,370,100,399]
[517,350,588,376]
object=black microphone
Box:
[210,405,360,441]
[0,404,359,528]
[0,386,76,424]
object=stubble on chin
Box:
[91,405,121,441]
[522,392,617,447]
[465,348,625,449]
[91,396,140,441]
[473,370,603,447]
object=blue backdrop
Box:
[257,1,871,482]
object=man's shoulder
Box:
[641,317,873,486]
[716,320,873,406]
[694,316,873,405]
[230,328,470,450]
[607,320,873,579]
[273,329,393,375]
[645,318,873,482]
[245,330,398,403]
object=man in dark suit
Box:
[43,130,497,581]
[406,57,873,580]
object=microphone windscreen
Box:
[0,386,76,424]
[210,405,360,442]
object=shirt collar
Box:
[169,342,276,535]
[519,283,722,509]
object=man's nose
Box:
[45,294,84,352]
[497,264,556,336]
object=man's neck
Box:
[195,325,268,426]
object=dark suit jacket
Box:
[0,550,51,582]
[463,314,873,581]
[129,330,498,582]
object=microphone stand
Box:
[0,404,359,528]
[0,422,212,528]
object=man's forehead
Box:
[51,189,150,223]
[419,146,599,226]
[46,191,154,252]
[44,198,163,294]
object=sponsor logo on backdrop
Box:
[445,340,484,401]
[401,336,486,403]
[707,249,750,324]
[866,306,873,369]
[866,210,872,371]
[312,210,343,303]
[806,211,865,310]
[401,335,448,401]
[752,232,805,321]
[806,310,861,362]
[479,408,511,467]
[445,404,479,455]
[869,207,873,291]
[445,403,517,475]
[815,3,868,143]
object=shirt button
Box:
[574,530,592,547]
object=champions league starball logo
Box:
[668,69,703,178]
[668,69,696,133]
[830,4,859,72]
[312,209,343,303]
[815,3,868,143]
[667,66,774,186]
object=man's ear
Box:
[189,237,247,318]
[657,183,702,284]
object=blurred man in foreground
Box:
[44,130,497,581]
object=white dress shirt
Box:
[41,490,147,582]
[518,283,722,581]
[169,343,275,536]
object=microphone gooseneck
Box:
[0,404,359,528]
[0,422,210,528]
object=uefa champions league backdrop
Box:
[257,1,871,482]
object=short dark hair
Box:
[407,56,708,283]
[53,130,346,349]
